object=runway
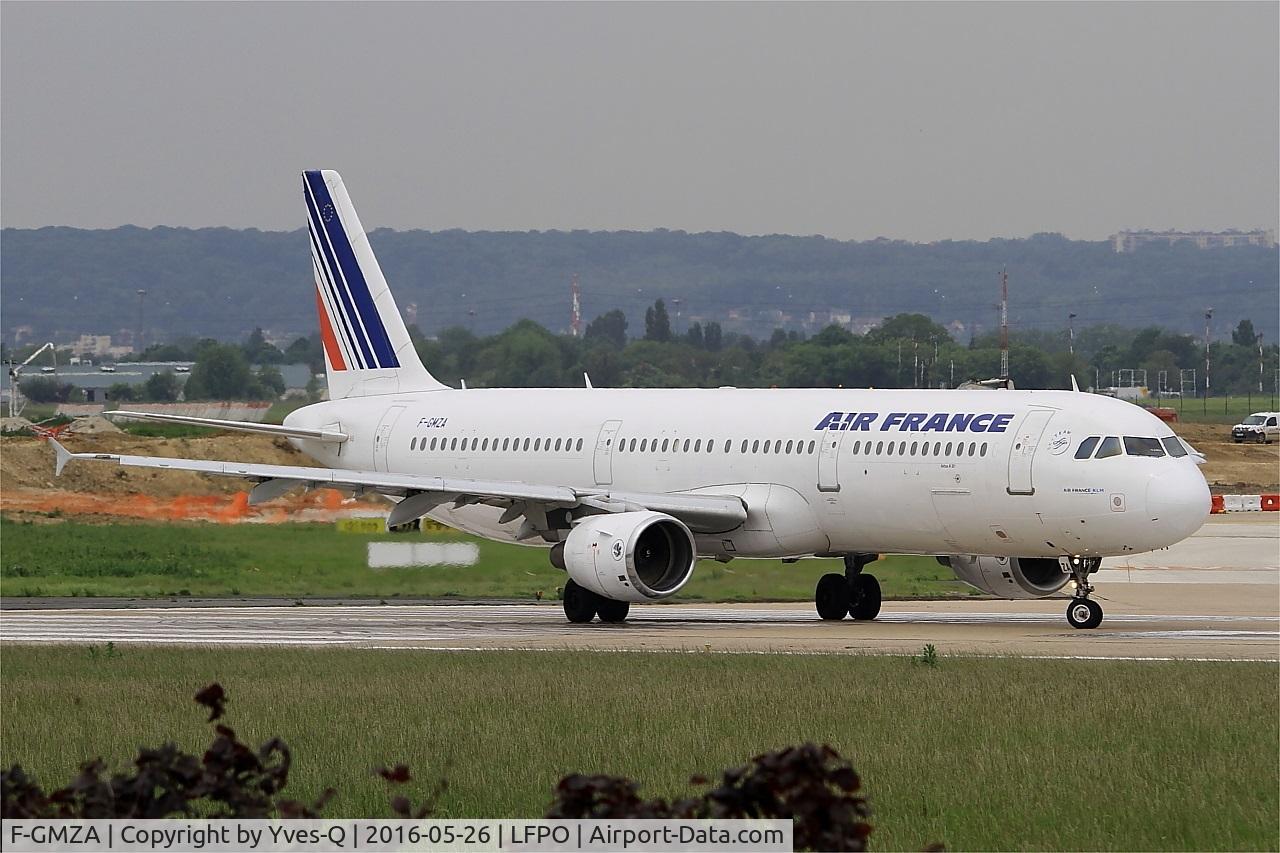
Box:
[2,592,1276,660]
[2,516,1276,661]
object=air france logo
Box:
[611,540,624,561]
[1048,429,1072,455]
[813,411,1015,433]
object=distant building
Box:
[1111,229,1276,253]
[70,334,115,357]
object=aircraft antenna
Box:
[570,273,582,338]
[999,268,1010,382]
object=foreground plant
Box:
[2,684,874,850]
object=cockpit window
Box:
[1094,436,1122,459]
[1074,437,1100,459]
[1124,436,1166,457]
[1161,436,1188,458]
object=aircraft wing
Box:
[48,440,747,535]
[105,410,348,443]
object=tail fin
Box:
[303,169,445,397]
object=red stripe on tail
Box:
[315,289,347,371]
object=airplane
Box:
[50,170,1212,630]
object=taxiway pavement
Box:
[2,516,1276,661]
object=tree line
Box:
[10,307,1277,403]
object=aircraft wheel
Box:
[562,579,598,623]
[815,573,850,620]
[849,574,882,621]
[596,598,631,623]
[1066,598,1103,630]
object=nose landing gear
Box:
[815,553,882,621]
[1065,556,1104,629]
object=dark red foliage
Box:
[546,743,872,852]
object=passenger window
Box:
[724,439,731,453]
[629,439,636,452]
[681,439,689,453]
[807,440,816,454]
[1095,436,1121,458]
[887,442,895,456]
[451,438,459,451]
[429,437,437,451]
[640,439,648,452]
[576,438,584,452]
[410,437,417,451]
[1123,436,1165,457]
[740,440,748,453]
[851,440,860,454]
[694,439,702,453]
[751,440,760,453]
[502,438,509,451]
[968,442,976,456]
[522,438,531,451]
[980,442,988,457]
[1075,437,1100,459]
[553,438,561,452]
[661,439,670,453]
[934,441,942,455]
[945,441,952,456]
[479,438,487,451]
[784,439,793,454]
[910,441,919,455]
[1161,437,1188,458]
[534,438,541,451]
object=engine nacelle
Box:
[940,555,1072,599]
[562,511,697,603]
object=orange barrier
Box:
[1262,494,1279,511]
[1210,495,1225,514]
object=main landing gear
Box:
[1065,556,1104,629]
[562,579,630,624]
[815,553,882,621]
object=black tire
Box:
[849,573,882,621]
[815,573,850,620]
[1066,598,1103,630]
[596,597,631,623]
[562,579,598,623]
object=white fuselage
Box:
[285,387,1210,561]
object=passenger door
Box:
[1006,409,1055,495]
[593,419,623,485]
[373,405,406,472]
[817,432,842,493]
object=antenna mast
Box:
[999,268,1010,381]
[570,273,582,338]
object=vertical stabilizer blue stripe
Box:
[303,179,374,369]
[303,171,399,369]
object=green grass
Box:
[0,517,966,601]
[1150,394,1280,424]
[1,646,1274,850]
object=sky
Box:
[2,1,1276,241]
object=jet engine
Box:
[558,511,697,602]
[938,555,1072,599]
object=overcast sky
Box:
[2,2,1276,241]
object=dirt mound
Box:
[1,432,308,498]
[1171,423,1279,492]
[67,415,123,435]
[0,417,34,434]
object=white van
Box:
[1231,412,1279,443]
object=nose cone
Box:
[1146,466,1212,544]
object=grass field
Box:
[0,517,967,601]
[1152,394,1280,424]
[1,646,1274,850]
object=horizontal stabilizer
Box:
[105,411,348,443]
